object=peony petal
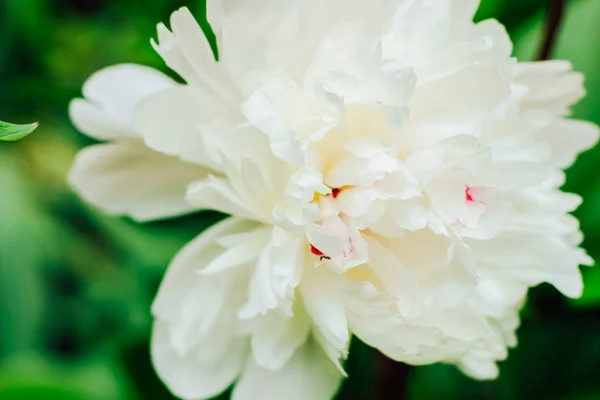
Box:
[342,281,454,365]
[467,229,590,298]
[69,141,207,221]
[240,74,342,165]
[150,219,256,399]
[458,355,500,380]
[363,235,424,315]
[547,270,584,298]
[232,338,342,400]
[285,167,330,206]
[374,230,478,309]
[152,321,247,400]
[250,306,311,370]
[325,143,398,188]
[151,217,258,367]
[515,60,584,115]
[300,266,350,373]
[538,119,599,168]
[81,64,176,113]
[239,236,305,318]
[412,19,512,84]
[202,226,272,275]
[152,217,258,319]
[71,64,176,140]
[134,85,236,168]
[165,7,238,102]
[186,176,271,223]
[392,199,429,231]
[152,22,200,86]
[69,98,134,141]
[409,61,512,131]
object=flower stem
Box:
[537,0,567,61]
[373,351,410,400]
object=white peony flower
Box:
[69,1,599,399]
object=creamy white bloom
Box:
[69,64,210,221]
[69,1,598,399]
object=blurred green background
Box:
[1,0,600,399]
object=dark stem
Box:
[537,0,567,61]
[374,351,411,400]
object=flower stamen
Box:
[310,244,331,261]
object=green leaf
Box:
[0,151,55,358]
[0,355,134,400]
[0,120,38,142]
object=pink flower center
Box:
[310,244,324,256]
[465,187,474,202]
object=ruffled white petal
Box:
[152,217,259,399]
[153,8,238,103]
[515,60,584,115]
[300,266,350,373]
[538,119,599,168]
[186,175,270,223]
[70,64,176,140]
[152,217,259,318]
[69,141,206,221]
[134,85,236,169]
[232,338,342,400]
[250,306,311,370]
[152,321,247,400]
[239,236,305,318]
[409,60,512,130]
[203,226,272,274]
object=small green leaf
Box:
[0,120,39,142]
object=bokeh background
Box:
[1,0,600,399]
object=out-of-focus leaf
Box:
[0,355,134,400]
[409,363,486,400]
[0,120,38,142]
[558,389,600,400]
[0,151,56,358]
[475,0,547,31]
[474,0,505,22]
[337,339,374,400]
[0,384,82,400]
[117,336,176,400]
[496,311,600,400]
